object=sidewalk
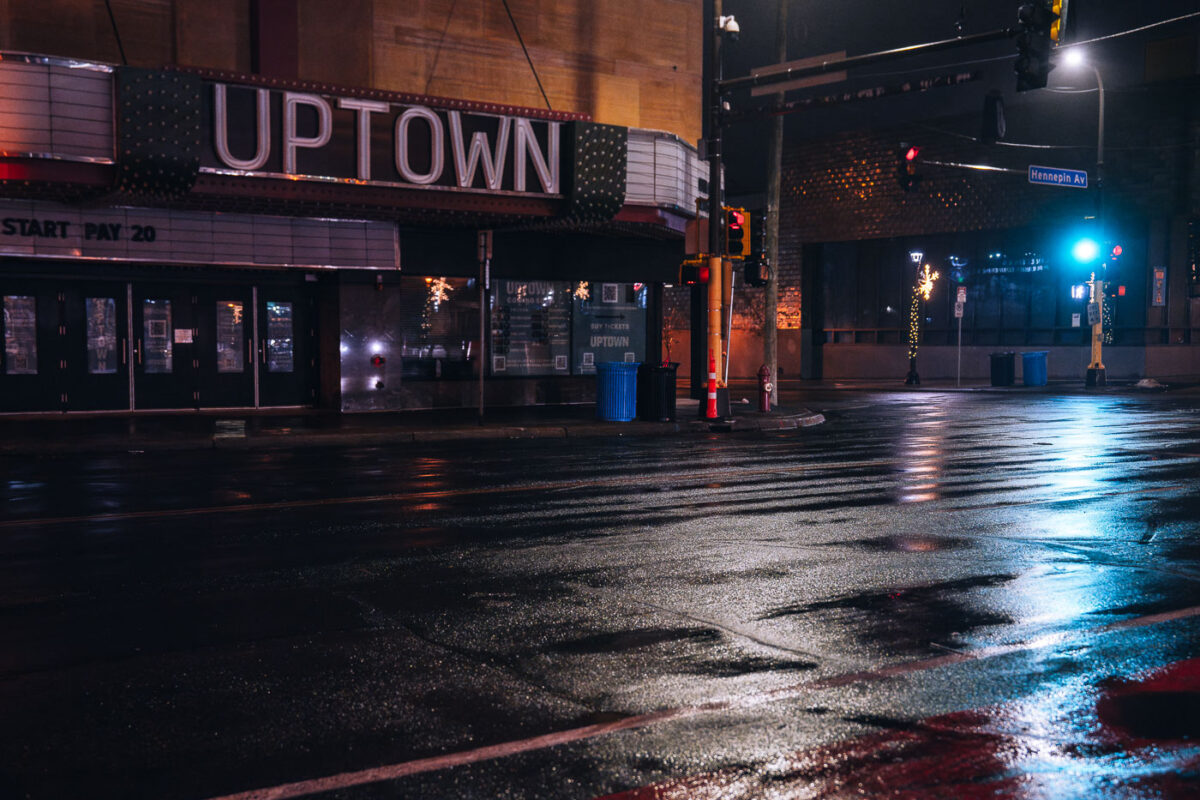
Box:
[732,377,1200,395]
[5,377,1193,457]
[0,399,826,457]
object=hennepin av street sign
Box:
[1028,164,1089,188]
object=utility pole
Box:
[763,0,786,407]
[705,0,728,402]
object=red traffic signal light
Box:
[679,260,710,285]
[724,207,749,257]
[897,143,921,191]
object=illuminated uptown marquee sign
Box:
[205,83,562,196]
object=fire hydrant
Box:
[757,364,773,412]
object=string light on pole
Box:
[905,261,939,385]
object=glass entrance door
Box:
[196,288,254,407]
[0,285,60,412]
[62,284,130,411]
[257,289,317,407]
[132,288,197,409]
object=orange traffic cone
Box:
[706,350,718,419]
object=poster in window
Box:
[572,282,647,374]
[266,301,294,373]
[489,280,570,376]
[85,297,118,374]
[216,301,245,373]
[3,295,38,375]
[142,299,173,374]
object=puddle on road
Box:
[599,658,1200,800]
[759,573,1017,620]
[832,535,974,553]
[676,654,817,678]
[757,573,1018,656]
[550,626,721,654]
[1096,658,1200,740]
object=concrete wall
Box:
[666,325,1200,385]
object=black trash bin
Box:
[638,362,679,422]
[989,352,1015,387]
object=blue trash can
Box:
[1022,351,1048,386]
[596,361,640,421]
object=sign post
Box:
[478,230,492,420]
[955,286,966,387]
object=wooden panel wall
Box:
[0,0,701,143]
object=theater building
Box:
[0,2,703,413]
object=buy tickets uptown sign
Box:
[205,82,564,196]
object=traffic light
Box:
[744,260,770,287]
[749,208,767,261]
[896,143,920,191]
[1050,0,1069,44]
[744,210,769,287]
[679,258,710,285]
[1015,1,1058,91]
[724,207,749,257]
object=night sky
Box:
[715,0,1200,196]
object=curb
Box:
[0,411,825,457]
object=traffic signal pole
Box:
[762,0,786,408]
[1087,273,1106,386]
[706,0,726,397]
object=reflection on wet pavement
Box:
[598,658,1200,800]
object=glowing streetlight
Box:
[1071,237,1099,264]
[1062,49,1107,386]
[1061,48,1105,211]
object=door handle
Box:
[260,340,266,365]
[135,338,143,365]
[121,338,127,366]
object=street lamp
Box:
[1062,48,1105,216]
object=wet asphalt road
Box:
[2,390,1200,799]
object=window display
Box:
[571,282,647,374]
[142,299,173,374]
[3,295,37,375]
[490,280,571,376]
[85,297,118,374]
[216,301,245,373]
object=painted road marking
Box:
[201,603,1200,800]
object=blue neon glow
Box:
[1072,238,1100,263]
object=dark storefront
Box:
[0,54,702,413]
